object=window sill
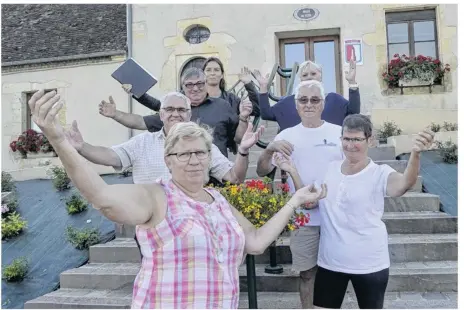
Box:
[382,84,447,96]
[25,152,56,159]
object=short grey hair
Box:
[298,60,322,78]
[164,121,213,156]
[160,92,191,109]
[342,114,373,138]
[180,67,206,85]
[295,80,325,99]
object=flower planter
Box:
[26,152,56,159]
[398,78,434,87]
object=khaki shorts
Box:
[290,226,320,273]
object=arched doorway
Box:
[179,56,206,89]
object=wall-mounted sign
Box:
[344,38,364,65]
[293,7,320,21]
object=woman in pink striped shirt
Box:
[28,89,327,309]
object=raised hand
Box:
[99,96,117,118]
[412,129,435,153]
[239,98,253,119]
[290,183,328,207]
[239,123,265,152]
[273,152,296,173]
[122,84,133,95]
[345,49,357,84]
[253,69,270,92]
[239,67,253,84]
[267,140,294,156]
[28,90,65,144]
[64,120,85,151]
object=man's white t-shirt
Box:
[272,122,344,226]
[318,160,396,274]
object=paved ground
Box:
[1,174,133,309]
[398,150,457,216]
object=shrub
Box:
[2,257,28,282]
[1,197,18,217]
[65,191,88,215]
[49,166,71,191]
[435,140,457,164]
[1,212,27,240]
[1,171,15,192]
[377,121,402,139]
[65,226,100,250]
[120,167,132,177]
[442,121,457,132]
[430,122,441,133]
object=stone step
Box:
[58,260,456,292]
[254,234,457,265]
[90,211,456,264]
[246,171,423,193]
[368,145,397,160]
[238,291,458,309]
[376,159,408,172]
[239,261,457,293]
[24,288,458,309]
[90,238,141,263]
[385,192,439,212]
[382,211,457,234]
[25,288,132,309]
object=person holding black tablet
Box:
[100,67,252,158]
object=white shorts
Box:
[290,226,320,273]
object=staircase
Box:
[25,121,458,309]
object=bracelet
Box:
[238,151,249,157]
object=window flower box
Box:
[383,54,450,89]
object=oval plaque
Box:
[293,7,320,21]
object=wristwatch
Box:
[238,147,249,157]
[239,116,250,123]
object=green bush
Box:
[1,212,27,240]
[430,122,441,133]
[49,166,71,191]
[120,167,132,177]
[442,121,458,132]
[2,257,28,282]
[436,140,457,164]
[1,197,18,217]
[65,191,88,215]
[377,121,402,139]
[65,226,100,250]
[1,171,15,192]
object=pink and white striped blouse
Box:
[131,179,246,309]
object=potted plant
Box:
[376,121,402,144]
[9,129,55,159]
[382,54,450,88]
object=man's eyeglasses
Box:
[342,137,367,143]
[296,96,324,105]
[183,82,206,90]
[167,150,210,162]
[162,107,190,114]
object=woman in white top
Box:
[276,114,434,309]
[315,114,434,309]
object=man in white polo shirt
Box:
[64,92,263,185]
[256,80,344,308]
